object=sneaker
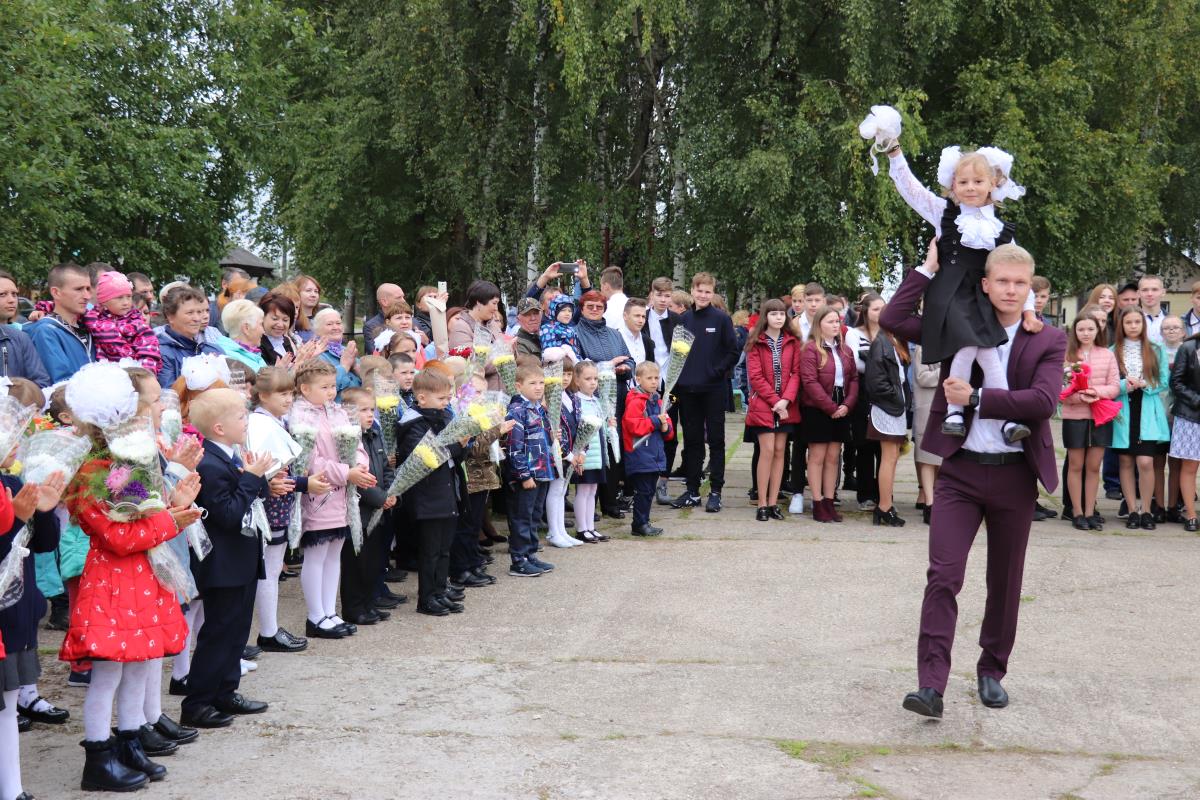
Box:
[671,491,701,509]
[547,533,580,548]
[239,659,257,676]
[858,499,877,512]
[528,555,555,572]
[67,670,91,688]
[788,494,804,514]
[1117,500,1129,519]
[508,560,543,577]
[705,492,722,513]
[1104,488,1123,501]
[655,481,672,505]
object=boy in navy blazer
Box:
[181,389,273,729]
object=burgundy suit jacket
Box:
[880,269,1067,491]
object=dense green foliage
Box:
[3,0,1199,305]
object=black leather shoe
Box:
[454,570,493,588]
[602,507,626,519]
[1002,421,1031,444]
[137,724,178,757]
[280,568,300,579]
[17,714,31,733]
[1151,499,1167,523]
[631,523,663,536]
[17,697,69,724]
[470,567,497,584]
[80,737,149,792]
[941,415,966,437]
[1089,514,1104,531]
[444,586,465,602]
[114,729,167,781]
[214,693,268,715]
[373,608,391,621]
[1073,514,1090,530]
[241,644,262,661]
[305,618,347,639]
[1185,517,1199,532]
[768,505,785,521]
[180,705,234,729]
[379,586,408,603]
[1126,512,1142,530]
[258,628,308,653]
[153,714,198,745]
[977,675,1009,708]
[384,568,408,583]
[334,620,357,635]
[348,610,381,625]
[755,507,770,522]
[435,595,465,613]
[417,602,449,617]
[373,594,401,609]
[902,687,944,718]
[1141,512,1156,531]
[168,677,188,696]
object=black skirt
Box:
[1116,391,1168,456]
[573,467,606,485]
[801,388,850,444]
[300,525,349,549]
[1062,417,1113,449]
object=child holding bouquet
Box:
[1060,314,1120,529]
[60,362,201,791]
[622,361,674,536]
[569,361,610,544]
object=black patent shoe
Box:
[214,693,268,715]
[80,737,149,792]
[1126,512,1142,530]
[768,505,785,521]
[977,675,1009,708]
[18,697,70,724]
[873,506,905,527]
[1002,421,1031,444]
[153,714,198,745]
[755,507,770,522]
[417,602,449,617]
[922,505,932,525]
[305,618,346,639]
[258,628,308,653]
[1073,514,1090,530]
[1152,499,1167,523]
[179,705,233,729]
[1141,512,1156,531]
[17,714,31,733]
[941,414,966,437]
[902,687,944,718]
[168,677,188,696]
[1089,513,1104,531]
[135,724,178,757]
[1185,517,1199,532]
[435,595,465,614]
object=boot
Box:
[80,738,149,792]
[114,728,167,782]
[811,497,830,522]
[824,498,843,523]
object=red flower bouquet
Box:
[1061,362,1122,426]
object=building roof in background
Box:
[220,246,276,279]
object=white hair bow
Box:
[181,354,232,391]
[858,104,903,175]
[373,329,396,352]
[938,144,1026,202]
[65,363,139,428]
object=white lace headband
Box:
[938,145,1026,202]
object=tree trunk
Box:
[525,0,549,282]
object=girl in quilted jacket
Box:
[82,271,163,373]
[58,363,203,792]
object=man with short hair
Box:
[0,270,49,386]
[1138,275,1166,344]
[513,297,544,360]
[364,283,405,354]
[646,278,681,502]
[670,273,738,513]
[27,263,96,382]
[788,285,806,318]
[128,272,154,312]
[600,267,628,329]
[210,267,249,333]
[798,282,825,340]
[882,242,1066,719]
[1117,281,1140,311]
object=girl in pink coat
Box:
[83,271,162,373]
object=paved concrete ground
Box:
[20,417,1200,799]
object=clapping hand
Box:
[242,451,275,478]
[162,435,203,471]
[347,465,377,489]
[9,483,38,522]
[307,472,332,495]
[35,471,66,512]
[169,472,201,509]
[268,473,295,497]
[169,506,203,529]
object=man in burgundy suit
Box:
[881,240,1066,718]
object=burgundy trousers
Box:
[919,454,1038,693]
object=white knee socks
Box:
[172,600,204,681]
[143,658,163,724]
[574,483,598,533]
[946,346,1009,418]
[256,541,286,637]
[301,539,343,627]
[322,538,344,621]
[0,689,21,799]
[115,661,149,731]
[83,661,123,741]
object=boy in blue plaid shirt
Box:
[503,361,557,576]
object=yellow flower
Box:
[5,459,21,476]
[671,341,692,356]
[474,345,491,357]
[544,376,563,386]
[376,396,400,411]
[493,354,515,365]
[413,444,440,469]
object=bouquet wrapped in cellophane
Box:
[285,402,322,549]
[160,389,183,446]
[367,431,451,534]
[374,375,404,458]
[492,338,518,396]
[333,402,364,553]
[0,396,37,470]
[471,325,493,377]
[572,415,604,460]
[634,326,694,449]
[434,392,508,449]
[0,428,91,611]
[543,360,564,478]
[597,361,620,463]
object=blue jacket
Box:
[26,317,95,383]
[504,395,555,483]
[156,326,223,387]
[0,474,60,653]
[320,350,362,397]
[192,440,269,590]
[0,324,50,387]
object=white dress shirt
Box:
[603,291,629,330]
[963,321,1023,454]
[1143,307,1165,344]
[799,313,813,341]
[826,339,844,387]
[648,308,670,368]
[620,323,647,366]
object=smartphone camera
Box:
[559,261,579,276]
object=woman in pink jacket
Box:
[798,307,859,523]
[1061,313,1120,529]
[290,359,373,639]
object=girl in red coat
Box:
[58,363,203,792]
[744,299,802,521]
[798,307,860,522]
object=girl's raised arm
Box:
[887,151,947,234]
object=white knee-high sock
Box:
[322,538,344,618]
[575,483,597,532]
[0,689,21,799]
[143,658,163,723]
[83,662,123,741]
[946,346,978,417]
[256,542,286,637]
[172,600,204,680]
[115,661,148,731]
[301,540,330,624]
[546,478,568,537]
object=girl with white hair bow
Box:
[860,105,1037,443]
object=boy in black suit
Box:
[181,388,273,729]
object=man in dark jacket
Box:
[513,298,544,360]
[670,272,739,513]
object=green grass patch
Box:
[603,732,627,740]
[559,733,579,741]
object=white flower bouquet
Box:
[18,428,91,485]
[597,361,620,463]
[333,407,365,554]
[285,402,322,548]
[367,431,450,534]
[0,396,36,467]
[99,415,166,519]
[160,389,183,446]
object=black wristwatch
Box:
[968,389,980,409]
